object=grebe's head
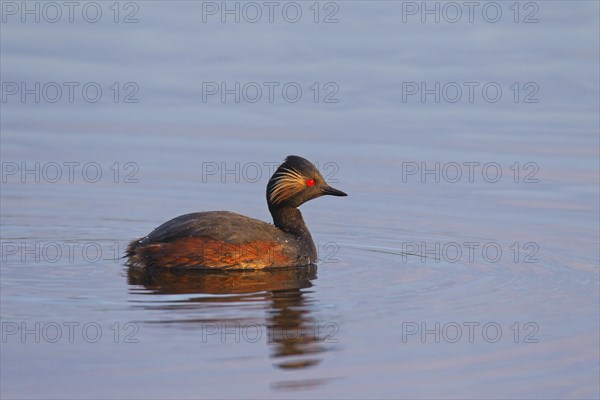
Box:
[267,155,347,209]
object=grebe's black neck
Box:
[269,206,316,259]
[264,155,347,262]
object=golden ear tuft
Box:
[268,167,307,205]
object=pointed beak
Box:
[321,184,347,197]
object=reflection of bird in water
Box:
[126,155,346,269]
[267,288,327,370]
[127,266,327,370]
[127,265,316,295]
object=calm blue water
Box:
[1,1,599,398]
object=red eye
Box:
[306,179,315,187]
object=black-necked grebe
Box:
[126,155,347,269]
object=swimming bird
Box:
[126,155,347,269]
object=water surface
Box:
[1,1,599,398]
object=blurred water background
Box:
[1,1,599,398]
